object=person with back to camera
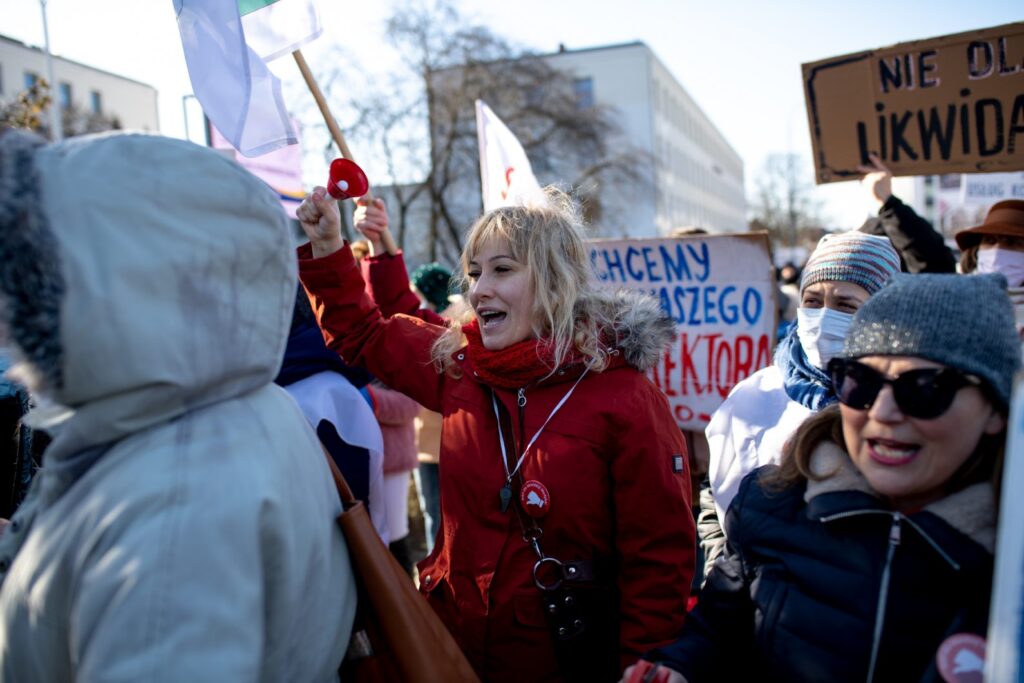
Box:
[699,232,901,576]
[623,272,1018,683]
[295,184,695,683]
[0,129,356,680]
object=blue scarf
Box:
[774,324,837,410]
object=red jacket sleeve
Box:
[297,243,446,412]
[610,379,696,670]
[365,251,447,326]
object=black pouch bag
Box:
[534,555,620,683]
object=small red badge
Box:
[936,633,986,683]
[520,480,550,518]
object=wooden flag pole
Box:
[292,49,397,255]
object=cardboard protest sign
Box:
[985,374,1024,682]
[803,22,1024,184]
[589,233,776,431]
[962,171,1024,204]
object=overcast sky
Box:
[0,0,1018,227]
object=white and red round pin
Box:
[520,480,550,518]
[936,633,985,683]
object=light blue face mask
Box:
[797,307,855,370]
[976,247,1024,288]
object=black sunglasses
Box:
[828,358,984,420]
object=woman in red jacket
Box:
[296,187,695,683]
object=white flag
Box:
[174,0,320,157]
[240,0,322,61]
[475,100,545,212]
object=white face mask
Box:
[976,247,1024,288]
[797,307,855,370]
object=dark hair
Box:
[960,245,978,273]
[779,262,800,286]
[761,405,845,491]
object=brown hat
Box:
[955,199,1024,250]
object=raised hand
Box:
[353,197,391,256]
[857,152,893,206]
[297,186,344,258]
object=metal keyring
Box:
[533,556,564,591]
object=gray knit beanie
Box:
[841,272,1021,407]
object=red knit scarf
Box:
[462,320,574,390]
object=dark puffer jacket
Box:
[650,441,994,683]
[859,195,955,274]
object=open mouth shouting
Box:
[477,307,508,329]
[866,438,920,466]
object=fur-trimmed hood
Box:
[591,287,676,373]
[805,440,997,553]
[0,130,295,463]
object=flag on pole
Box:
[174,0,320,157]
[475,100,545,212]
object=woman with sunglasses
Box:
[701,232,900,574]
[625,273,1019,683]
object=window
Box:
[0,64,4,95]
[24,72,39,90]
[573,77,594,110]
[59,82,72,109]
[90,90,102,114]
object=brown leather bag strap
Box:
[320,442,356,506]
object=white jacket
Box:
[0,132,356,682]
[706,365,813,524]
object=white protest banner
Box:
[962,172,1024,205]
[985,373,1024,682]
[476,100,544,211]
[589,233,777,430]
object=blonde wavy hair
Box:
[430,188,615,376]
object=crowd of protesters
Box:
[0,125,1023,683]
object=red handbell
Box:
[326,158,369,200]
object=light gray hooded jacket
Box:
[0,131,355,682]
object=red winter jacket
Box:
[362,250,447,324]
[299,244,695,682]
